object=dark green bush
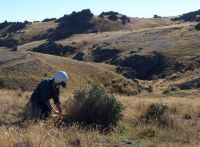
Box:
[66,86,124,128]
[0,78,8,89]
[195,23,200,31]
[141,103,173,127]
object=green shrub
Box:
[0,78,8,89]
[141,103,173,127]
[66,86,124,128]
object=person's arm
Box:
[55,103,62,114]
[53,88,63,114]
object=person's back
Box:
[31,78,60,104]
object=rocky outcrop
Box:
[50,9,96,40]
[120,15,131,25]
[92,47,121,62]
[99,11,131,24]
[172,9,200,22]
[32,42,76,56]
[154,15,162,18]
[116,52,166,80]
[42,18,56,22]
[99,11,119,18]
[0,21,27,34]
[108,15,119,21]
[177,78,200,90]
[73,52,85,61]
[0,39,17,48]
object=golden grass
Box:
[0,89,200,146]
[14,21,58,44]
[0,123,116,147]
[0,90,124,147]
[17,40,48,51]
[117,94,200,146]
[119,94,200,121]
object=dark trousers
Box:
[31,101,51,119]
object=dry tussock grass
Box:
[119,95,200,120]
[119,94,200,146]
[0,89,200,146]
[0,123,117,147]
[0,122,117,147]
[0,90,122,147]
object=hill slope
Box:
[26,22,199,80]
[0,48,142,95]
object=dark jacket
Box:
[30,78,60,105]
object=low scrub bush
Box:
[140,103,173,127]
[65,86,124,128]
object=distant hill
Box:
[0,9,134,43]
[0,9,172,45]
[172,9,200,22]
[1,9,200,93]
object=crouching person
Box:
[30,71,69,120]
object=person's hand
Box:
[53,109,60,115]
[56,110,63,115]
[58,111,63,115]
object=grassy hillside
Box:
[54,22,199,80]
[13,20,200,93]
[0,48,142,95]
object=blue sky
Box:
[0,0,199,22]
